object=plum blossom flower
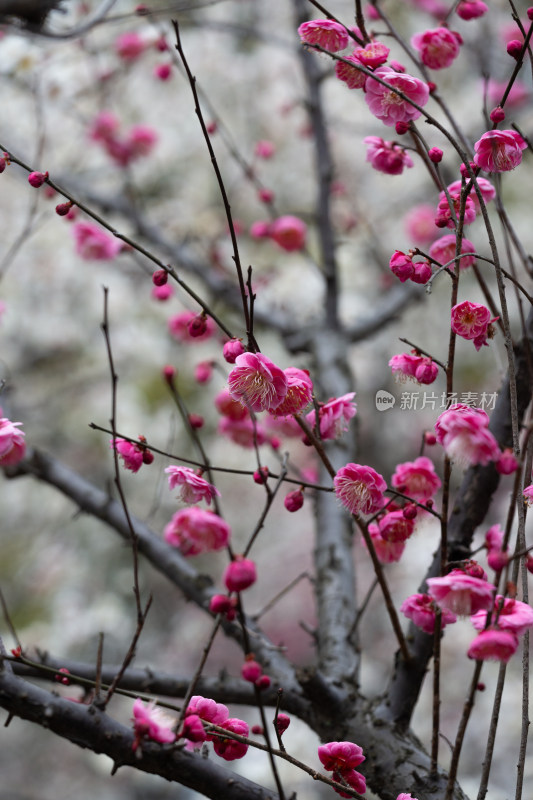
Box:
[364,137,414,175]
[435,404,501,467]
[228,352,288,413]
[110,438,144,473]
[523,484,533,506]
[269,215,307,251]
[473,130,527,173]
[450,301,498,350]
[186,696,229,726]
[471,596,533,636]
[334,52,367,90]
[215,389,248,421]
[389,353,438,385]
[334,463,387,516]
[89,111,120,142]
[378,509,415,542]
[389,250,414,282]
[298,19,349,52]
[165,466,220,505]
[222,339,245,364]
[392,456,441,502]
[180,714,206,744]
[164,507,230,556]
[397,795,420,800]
[495,448,519,475]
[355,40,390,68]
[272,367,313,416]
[427,568,494,615]
[429,233,476,270]
[318,741,366,798]
[254,139,275,159]
[305,392,357,440]
[456,0,488,20]
[446,177,495,212]
[467,628,519,662]
[365,67,429,127]
[405,204,438,245]
[73,221,122,261]
[366,523,406,563]
[218,415,269,448]
[212,718,249,760]
[411,27,462,69]
[131,699,175,750]
[435,192,476,229]
[400,593,457,634]
[0,415,26,466]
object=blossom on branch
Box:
[165,465,220,505]
[73,221,122,261]
[212,718,249,760]
[450,301,498,350]
[429,233,476,270]
[427,568,494,615]
[228,352,288,412]
[391,456,441,502]
[164,507,230,556]
[318,741,366,797]
[110,438,144,473]
[306,392,357,440]
[131,699,176,750]
[366,523,406,563]
[411,27,462,69]
[434,404,501,466]
[365,67,429,127]
[0,415,26,466]
[364,137,414,175]
[298,19,349,52]
[334,463,387,515]
[471,596,533,636]
[400,593,457,633]
[273,367,313,416]
[335,52,367,90]
[473,129,527,173]
[467,628,519,662]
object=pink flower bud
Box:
[487,550,510,572]
[490,106,505,123]
[252,724,264,735]
[253,466,269,484]
[162,365,176,383]
[255,674,271,690]
[0,157,7,173]
[258,188,274,203]
[241,660,262,683]
[428,147,443,163]
[154,63,172,80]
[389,250,414,282]
[250,220,271,239]
[410,260,433,285]
[275,713,290,735]
[155,35,168,51]
[28,171,48,188]
[54,667,71,685]
[507,39,523,59]
[209,594,233,615]
[223,338,246,364]
[194,361,213,383]
[206,121,217,135]
[188,314,208,338]
[181,714,206,743]
[528,7,533,20]
[55,201,73,216]
[188,413,204,429]
[425,432,437,445]
[284,489,304,512]
[224,557,257,593]
[395,121,410,135]
[496,448,519,475]
[151,284,173,301]
[142,449,154,465]
[152,269,168,286]
[403,503,418,520]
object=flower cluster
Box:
[435,404,501,467]
[73,221,123,261]
[364,137,414,175]
[389,352,438,385]
[89,110,158,168]
[251,215,307,251]
[318,741,366,797]
[389,251,432,284]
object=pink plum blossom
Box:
[0,416,26,466]
[334,463,387,516]
[181,714,206,744]
[435,192,476,229]
[215,389,249,421]
[115,32,146,60]
[269,215,307,251]
[355,40,390,68]
[212,718,249,760]
[400,593,457,634]
[334,52,367,90]
[411,27,462,69]
[429,233,476,270]
[284,489,304,512]
[467,628,519,662]
[366,523,406,563]
[126,125,158,159]
[224,557,257,592]
[456,0,488,20]
[131,699,175,750]
[450,301,497,350]
[298,19,349,52]
[471,596,533,636]
[164,507,230,556]
[364,137,414,175]
[168,310,215,342]
[496,448,519,475]
[427,568,494,615]
[186,695,229,726]
[405,204,438,245]
[389,250,414,282]
[318,741,365,771]
[392,456,441,502]
[473,130,527,173]
[254,140,275,159]
[88,111,120,142]
[73,221,122,261]
[306,393,357,440]
[165,466,220,505]
[365,67,429,127]
[378,509,415,542]
[228,352,288,412]
[435,404,501,467]
[218,416,269,448]
[273,367,313,416]
[397,795,419,800]
[110,438,144,473]
[523,484,533,505]
[389,353,438,385]
[446,177,495,211]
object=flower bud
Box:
[152,269,168,286]
[242,659,262,683]
[55,201,73,216]
[223,338,245,364]
[489,106,505,123]
[428,147,443,163]
[142,449,154,465]
[188,314,208,338]
[253,466,269,485]
[507,39,523,59]
[188,413,204,429]
[284,489,304,512]
[275,713,290,735]
[255,674,271,690]
[403,503,418,520]
[224,557,257,593]
[28,171,49,188]
[395,121,410,135]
